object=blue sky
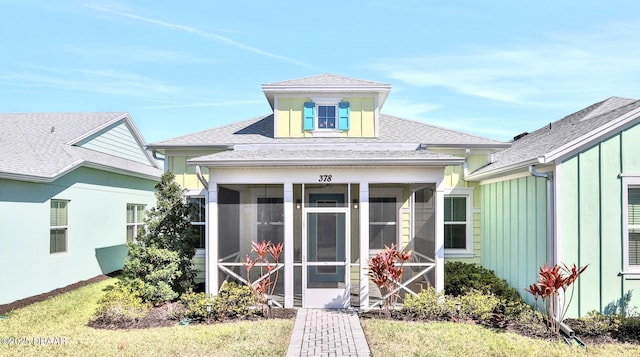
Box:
[2,1,639,143]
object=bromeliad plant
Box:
[525,263,588,336]
[368,244,411,315]
[242,240,283,316]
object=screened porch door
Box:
[302,194,350,308]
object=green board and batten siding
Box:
[480,176,548,305]
[557,123,640,317]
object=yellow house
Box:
[147,74,508,309]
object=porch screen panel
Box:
[629,188,640,265]
[411,185,436,289]
[369,197,397,250]
[257,197,284,245]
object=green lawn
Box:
[361,319,640,357]
[0,278,293,357]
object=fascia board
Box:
[0,160,160,183]
[542,106,640,163]
[188,158,464,168]
[66,113,129,146]
[464,158,539,181]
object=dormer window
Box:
[304,100,350,131]
[318,105,336,129]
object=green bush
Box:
[93,283,150,325]
[571,310,621,336]
[445,261,522,303]
[403,288,452,319]
[123,245,181,303]
[616,316,640,342]
[457,289,500,321]
[180,281,254,321]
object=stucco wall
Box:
[0,167,157,304]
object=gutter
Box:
[188,158,464,168]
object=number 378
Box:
[318,175,332,183]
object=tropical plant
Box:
[242,240,283,316]
[525,262,588,336]
[368,244,411,314]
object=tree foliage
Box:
[122,171,199,303]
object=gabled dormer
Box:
[262,74,391,138]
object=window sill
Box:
[444,252,475,258]
[619,271,640,279]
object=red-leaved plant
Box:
[368,244,411,315]
[242,240,283,316]
[525,263,588,336]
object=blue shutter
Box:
[303,102,315,130]
[338,102,350,130]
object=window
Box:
[126,204,146,242]
[187,196,206,249]
[444,190,473,256]
[50,200,68,254]
[369,197,397,250]
[622,176,640,276]
[303,101,350,131]
[257,197,284,245]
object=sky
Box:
[1,1,639,144]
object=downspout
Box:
[151,150,166,172]
[462,148,470,178]
[529,165,556,264]
[195,165,209,190]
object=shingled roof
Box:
[468,97,640,179]
[148,114,508,149]
[0,112,162,182]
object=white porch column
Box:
[283,182,294,308]
[207,182,219,295]
[359,182,370,309]
[435,184,445,292]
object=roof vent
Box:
[513,132,528,141]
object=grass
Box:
[361,319,640,357]
[0,278,293,356]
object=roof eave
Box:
[422,143,511,150]
[145,144,233,154]
[464,158,540,181]
[189,158,463,168]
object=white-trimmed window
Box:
[257,197,284,245]
[444,189,473,256]
[622,175,640,277]
[187,196,206,249]
[50,199,68,254]
[303,100,350,131]
[126,203,146,242]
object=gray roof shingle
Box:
[148,114,508,149]
[471,97,640,176]
[0,112,162,181]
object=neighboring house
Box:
[466,97,640,317]
[0,113,161,305]
[147,74,509,309]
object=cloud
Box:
[85,2,315,69]
[65,46,211,65]
[369,22,640,106]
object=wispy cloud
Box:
[85,2,314,69]
[140,100,264,110]
[65,46,212,65]
[0,65,181,99]
[369,22,640,106]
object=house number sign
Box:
[318,174,332,183]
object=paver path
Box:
[286,309,371,357]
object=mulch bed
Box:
[358,309,638,346]
[0,274,112,315]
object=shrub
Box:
[123,245,181,303]
[457,289,500,321]
[445,261,522,304]
[571,310,621,337]
[180,282,254,321]
[616,316,640,343]
[93,283,150,325]
[403,288,452,320]
[368,244,411,314]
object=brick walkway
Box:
[286,309,371,357]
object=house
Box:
[466,97,640,317]
[147,74,509,309]
[0,113,161,305]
